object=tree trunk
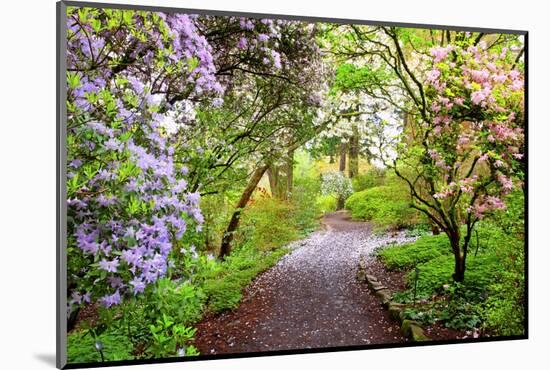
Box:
[453,254,466,283]
[267,150,294,200]
[348,125,359,178]
[336,142,348,210]
[449,229,465,282]
[339,142,347,173]
[337,196,345,210]
[286,149,294,199]
[219,164,270,259]
[430,219,441,235]
[267,167,281,198]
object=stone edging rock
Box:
[357,256,430,342]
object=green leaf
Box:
[91,18,102,32]
[67,71,81,89]
[187,57,199,73]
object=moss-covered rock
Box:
[401,319,430,341]
[375,288,392,306]
[388,302,406,321]
[410,324,430,341]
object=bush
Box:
[344,185,420,229]
[478,190,525,336]
[320,171,353,202]
[237,197,299,251]
[85,277,205,359]
[316,194,337,214]
[378,234,450,270]
[352,167,386,192]
[145,278,205,326]
[484,274,525,336]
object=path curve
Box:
[194,211,406,355]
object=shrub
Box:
[316,194,337,214]
[237,174,322,251]
[478,190,525,336]
[484,274,525,336]
[378,191,524,334]
[352,167,386,192]
[377,234,450,270]
[86,277,205,359]
[237,197,298,251]
[145,278,205,326]
[320,171,353,205]
[344,185,420,229]
[202,277,244,313]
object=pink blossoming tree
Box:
[391,35,525,281]
[330,27,524,281]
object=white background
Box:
[0,0,547,368]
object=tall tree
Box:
[348,123,360,178]
[330,26,524,281]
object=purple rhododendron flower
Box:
[237,37,248,49]
[130,277,146,295]
[104,138,122,152]
[101,290,121,308]
[258,33,269,42]
[108,276,125,289]
[99,258,119,273]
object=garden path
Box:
[194,211,407,355]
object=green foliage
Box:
[344,185,420,229]
[380,190,524,335]
[237,175,321,251]
[352,167,386,192]
[479,190,525,336]
[437,283,485,330]
[238,196,299,251]
[200,191,242,251]
[292,176,323,234]
[67,329,133,363]
[316,194,337,214]
[334,63,391,92]
[484,278,525,336]
[407,253,500,297]
[86,278,205,359]
[377,234,450,270]
[146,278,205,326]
[146,313,198,358]
[202,277,244,313]
[201,246,288,313]
[400,307,437,326]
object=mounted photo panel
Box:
[56,1,527,368]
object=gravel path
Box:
[194,211,408,355]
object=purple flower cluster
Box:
[65,7,215,314]
[165,14,223,95]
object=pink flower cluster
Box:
[430,45,454,63]
[458,176,477,193]
[468,195,507,219]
